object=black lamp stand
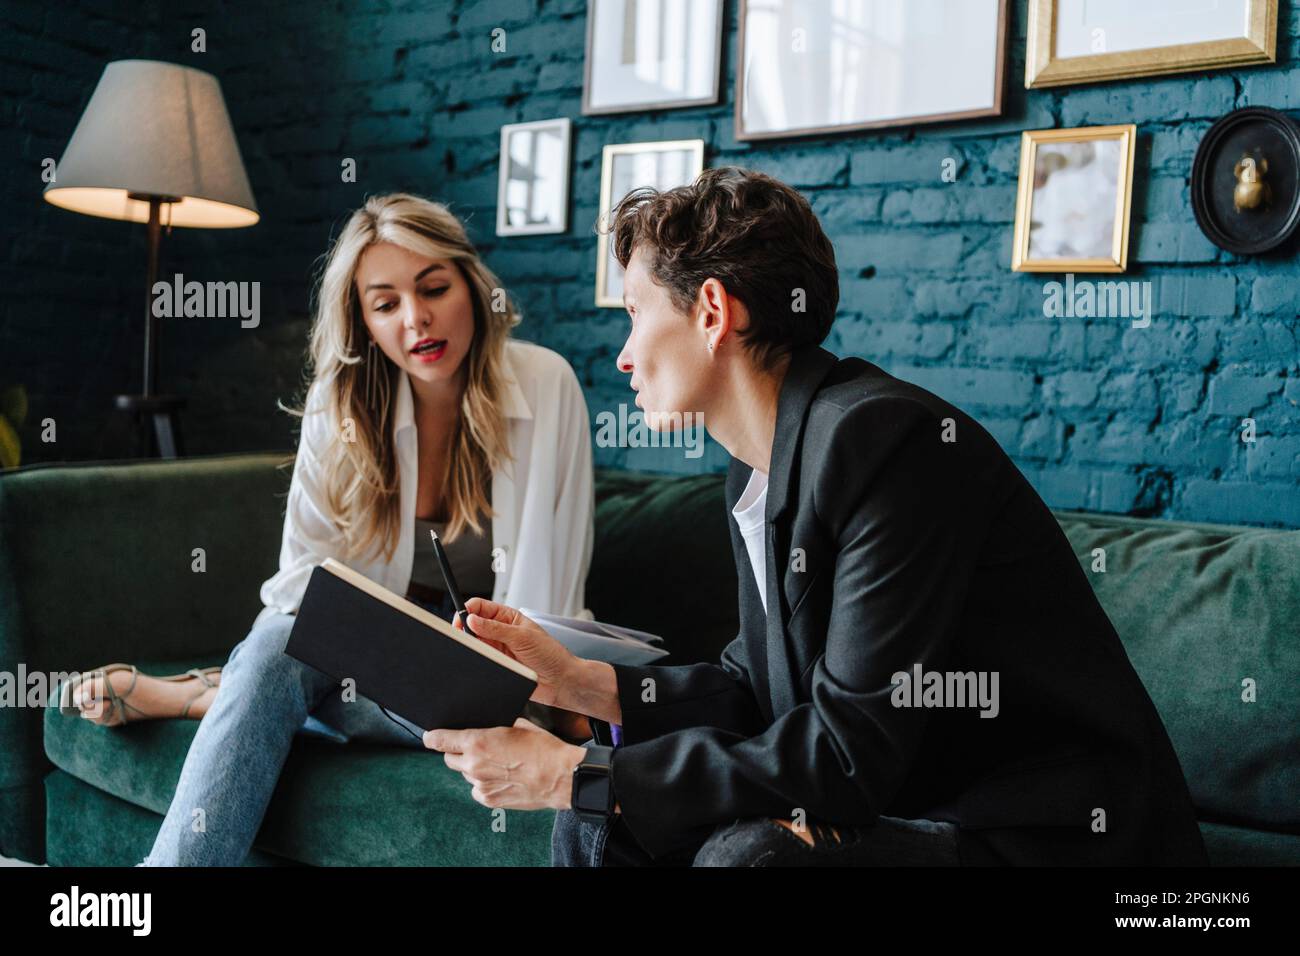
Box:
[116,193,185,458]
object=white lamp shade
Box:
[43,59,259,228]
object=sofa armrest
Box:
[0,453,290,838]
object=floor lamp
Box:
[43,59,259,459]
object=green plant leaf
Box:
[0,414,20,469]
[0,385,27,426]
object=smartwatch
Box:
[571,744,616,824]
[587,716,616,747]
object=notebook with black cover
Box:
[285,558,537,731]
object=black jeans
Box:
[551,807,963,867]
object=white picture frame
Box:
[496,118,571,237]
[595,139,705,308]
[737,0,1008,141]
[582,0,724,115]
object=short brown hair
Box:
[609,166,838,370]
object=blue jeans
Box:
[140,592,456,866]
[552,777,962,866]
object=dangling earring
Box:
[364,338,378,409]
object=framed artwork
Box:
[1026,0,1277,88]
[496,118,571,237]
[1011,124,1137,273]
[582,0,725,115]
[595,139,705,308]
[1191,106,1300,255]
[736,0,1008,141]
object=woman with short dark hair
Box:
[423,166,1207,869]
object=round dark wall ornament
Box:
[1191,106,1300,255]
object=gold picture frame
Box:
[1026,0,1277,89]
[595,139,705,308]
[1012,125,1137,274]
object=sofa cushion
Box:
[1198,820,1300,867]
[1055,511,1300,835]
[43,768,297,867]
[43,658,554,866]
[586,470,737,665]
[0,455,288,673]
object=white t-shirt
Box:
[731,467,769,615]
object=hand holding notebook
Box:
[455,597,588,710]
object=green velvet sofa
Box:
[1,453,1296,866]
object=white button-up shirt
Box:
[255,338,595,629]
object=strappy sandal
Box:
[58,664,223,726]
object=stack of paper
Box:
[520,609,669,665]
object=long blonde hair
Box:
[285,193,520,563]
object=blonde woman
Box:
[61,193,595,866]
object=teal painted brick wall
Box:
[4,0,1297,526]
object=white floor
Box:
[0,852,42,866]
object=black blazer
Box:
[604,345,1208,866]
